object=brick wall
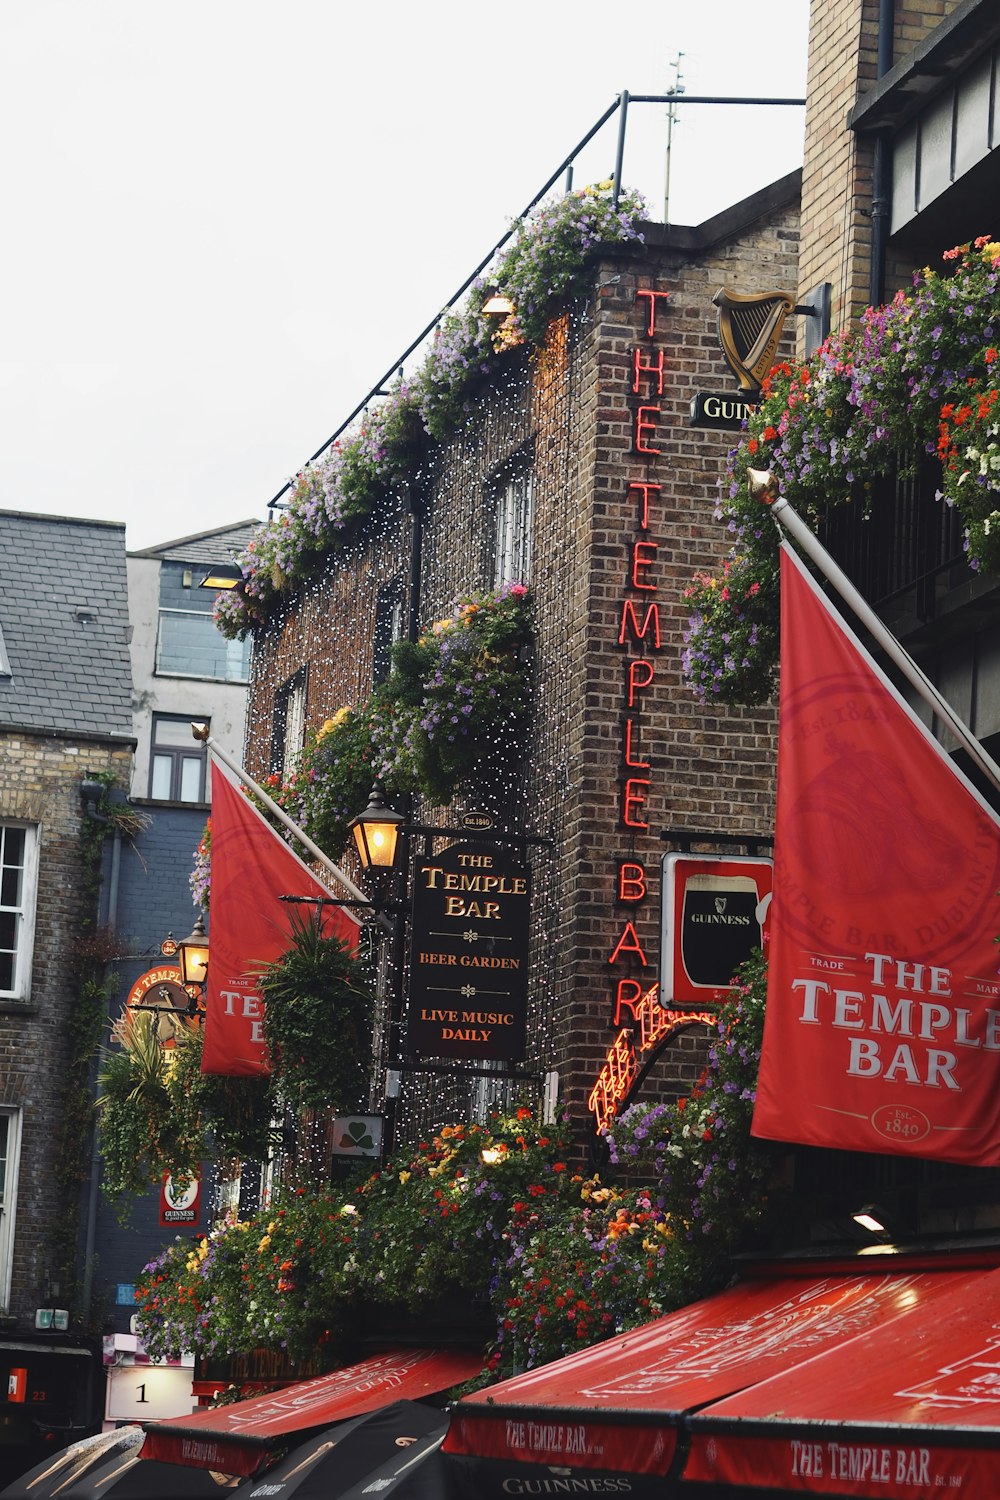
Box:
[244,199,798,1153]
[0,732,131,1320]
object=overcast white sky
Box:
[0,1,808,553]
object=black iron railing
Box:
[266,89,805,516]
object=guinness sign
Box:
[661,852,773,1007]
[690,392,755,430]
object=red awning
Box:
[686,1261,1000,1497]
[140,1347,481,1477]
[443,1256,1000,1495]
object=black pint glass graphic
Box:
[680,875,763,988]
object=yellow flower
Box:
[257,1235,271,1253]
[398,1170,411,1185]
[316,706,351,741]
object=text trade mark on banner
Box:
[407,843,530,1062]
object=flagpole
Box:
[193,724,372,907]
[754,483,1000,796]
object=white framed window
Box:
[0,825,38,1001]
[493,470,534,587]
[0,1108,22,1310]
[156,608,251,682]
[148,715,209,803]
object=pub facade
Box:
[234,178,799,1152]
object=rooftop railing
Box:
[267,88,805,516]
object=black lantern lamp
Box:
[349,784,406,871]
[177,913,210,989]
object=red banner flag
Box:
[752,544,1000,1165]
[201,767,361,1076]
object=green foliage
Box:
[605,949,771,1282]
[260,697,393,864]
[258,912,374,1111]
[132,956,775,1375]
[494,1179,701,1374]
[97,1016,272,1214]
[252,584,534,863]
[97,1014,206,1207]
[381,584,534,806]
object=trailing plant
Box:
[214,185,648,640]
[97,1017,272,1215]
[381,582,534,806]
[189,817,211,909]
[605,948,771,1285]
[258,911,374,1110]
[683,238,1000,705]
[260,697,399,863]
[97,1013,206,1209]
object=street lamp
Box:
[177,913,210,990]
[349,784,406,871]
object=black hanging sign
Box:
[407,842,530,1061]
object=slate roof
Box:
[128,519,260,567]
[0,509,134,741]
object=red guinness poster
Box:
[753,544,1000,1165]
[201,766,360,1076]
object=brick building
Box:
[0,510,133,1466]
[239,180,799,1152]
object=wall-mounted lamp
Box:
[177,913,210,990]
[199,567,244,591]
[852,1203,891,1236]
[348,783,406,871]
[481,286,515,317]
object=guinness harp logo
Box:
[713,287,796,396]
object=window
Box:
[373,581,405,684]
[0,826,37,1000]
[493,469,534,587]
[271,668,308,776]
[155,559,250,682]
[0,1109,21,1308]
[0,622,10,679]
[149,715,209,802]
[156,610,250,682]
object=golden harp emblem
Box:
[713,288,796,396]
